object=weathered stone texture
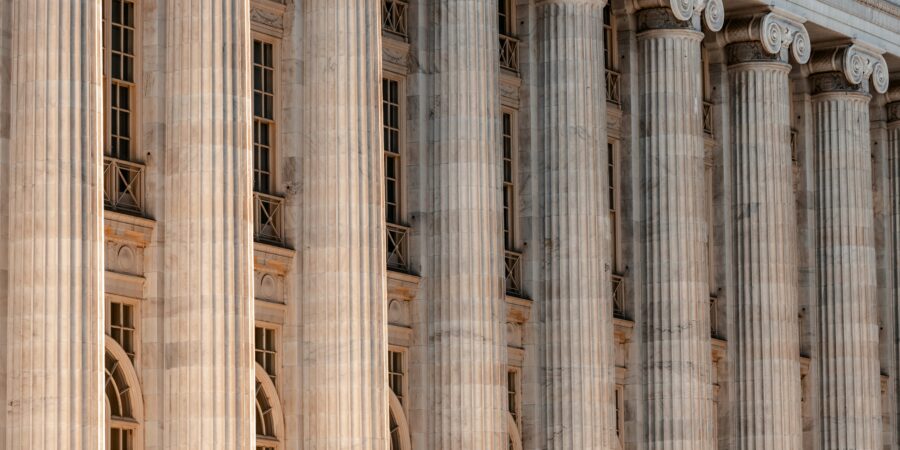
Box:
[6,0,104,448]
[295,1,388,448]
[537,1,615,448]
[637,9,714,449]
[163,0,255,448]
[429,0,507,448]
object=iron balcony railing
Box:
[611,273,626,318]
[103,156,145,215]
[606,69,621,106]
[702,101,714,136]
[381,0,408,38]
[254,192,285,246]
[505,250,524,297]
[386,222,410,272]
[499,34,520,73]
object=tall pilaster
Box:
[429,0,506,448]
[537,1,613,448]
[807,44,889,450]
[6,0,104,448]
[722,13,809,449]
[163,1,254,448]
[296,1,387,448]
[633,1,723,448]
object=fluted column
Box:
[888,87,900,447]
[807,45,889,450]
[6,0,104,448]
[537,1,613,448]
[634,2,723,448]
[722,13,809,449]
[163,1,254,448]
[429,0,506,448]
[0,0,11,444]
[297,1,387,448]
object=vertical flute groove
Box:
[728,60,802,449]
[430,0,506,448]
[538,1,615,449]
[638,16,713,450]
[813,86,881,450]
[163,0,254,448]
[297,1,387,448]
[6,0,103,448]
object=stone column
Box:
[429,0,506,448]
[633,1,723,448]
[536,1,614,448]
[722,13,809,449]
[296,1,387,448]
[0,0,10,444]
[163,1,254,448]
[6,0,104,448]
[888,86,900,450]
[807,44,889,450]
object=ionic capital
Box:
[634,0,724,31]
[723,13,810,65]
[807,44,889,94]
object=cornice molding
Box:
[633,0,724,31]
[856,0,900,18]
[807,45,889,94]
[723,13,810,65]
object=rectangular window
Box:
[388,350,404,405]
[383,78,402,224]
[615,384,625,449]
[499,0,513,36]
[105,0,136,161]
[608,142,618,270]
[503,111,515,250]
[603,4,614,70]
[254,326,277,382]
[253,40,275,194]
[507,369,519,425]
[109,301,136,361]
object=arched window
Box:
[105,339,143,450]
[388,391,411,450]
[255,364,284,450]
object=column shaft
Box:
[890,101,900,450]
[537,1,614,448]
[637,9,713,449]
[728,55,802,448]
[297,1,387,448]
[430,0,506,448]
[812,75,881,450]
[0,0,10,444]
[163,1,254,448]
[6,0,104,448]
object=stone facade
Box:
[1,0,900,449]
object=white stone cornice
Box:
[634,0,724,31]
[807,44,889,94]
[723,12,810,64]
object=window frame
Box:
[251,32,280,195]
[602,3,617,71]
[608,140,621,273]
[387,345,408,415]
[499,0,516,37]
[506,367,521,428]
[254,320,282,390]
[501,108,518,251]
[103,0,142,162]
[105,294,142,371]
[382,74,407,225]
